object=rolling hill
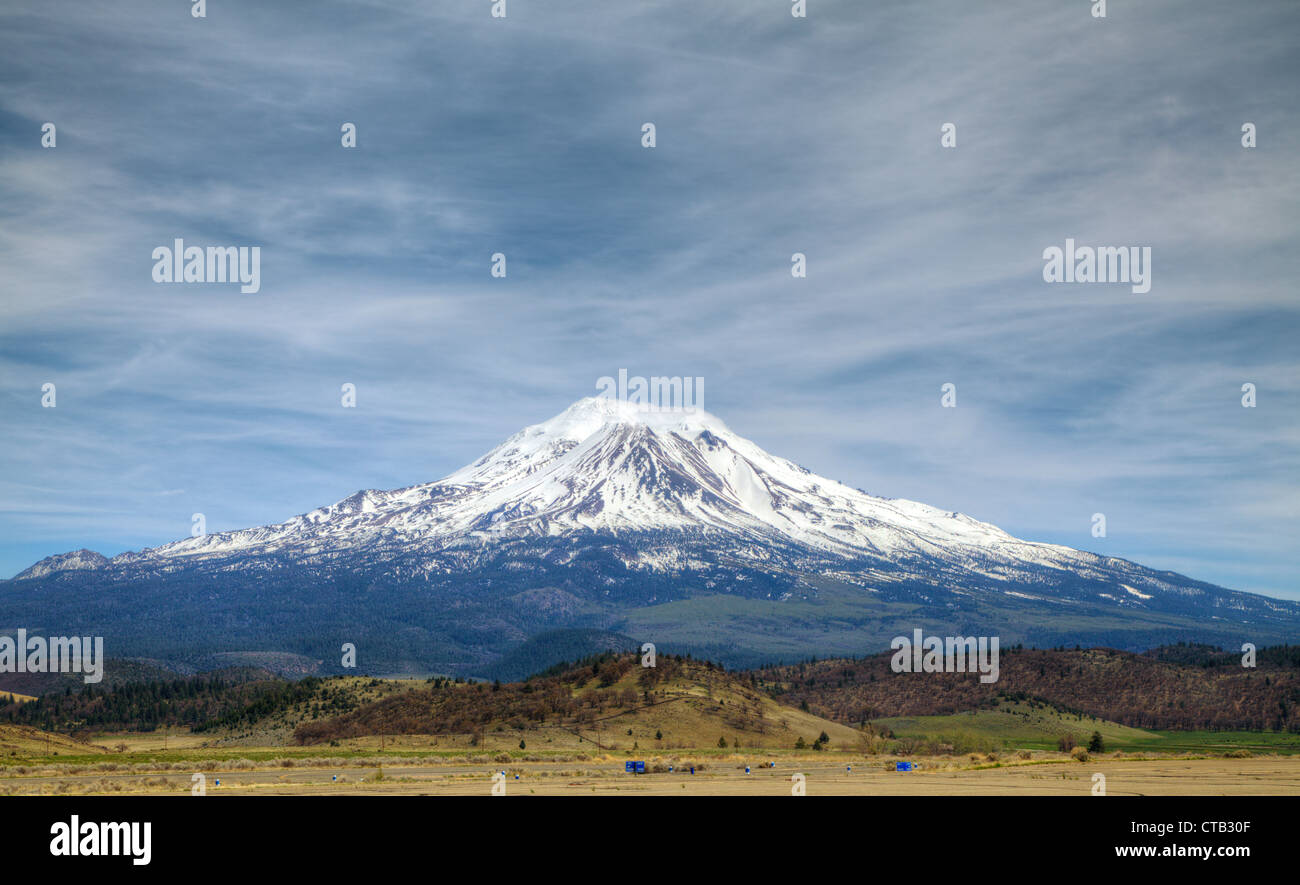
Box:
[754,644,1300,732]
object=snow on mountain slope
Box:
[14,549,109,580]
[15,396,1270,620]
[10,398,1299,668]
[97,396,1081,572]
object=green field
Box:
[873,702,1300,755]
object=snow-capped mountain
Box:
[25,397,1168,582]
[4,397,1297,676]
[14,548,108,580]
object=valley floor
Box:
[4,749,1298,797]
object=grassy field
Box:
[873,703,1300,755]
[0,724,108,758]
[1115,730,1300,755]
[4,656,1297,796]
[2,708,1298,795]
[2,738,1298,796]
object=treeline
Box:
[1143,642,1300,669]
[754,645,1300,732]
[190,678,325,733]
[13,644,1298,738]
[0,670,279,734]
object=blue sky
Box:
[0,0,1296,600]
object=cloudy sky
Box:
[0,0,1296,599]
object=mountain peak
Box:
[15,548,108,580]
[521,396,730,442]
[7,399,1298,672]
[16,397,1026,569]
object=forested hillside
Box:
[755,644,1300,731]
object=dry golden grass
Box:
[0,724,106,757]
[5,753,1297,796]
[535,660,865,752]
[85,730,210,753]
[6,660,1296,796]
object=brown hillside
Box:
[0,723,107,757]
[755,647,1300,731]
[294,654,863,750]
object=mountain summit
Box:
[5,398,1297,676]
[31,397,1097,569]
